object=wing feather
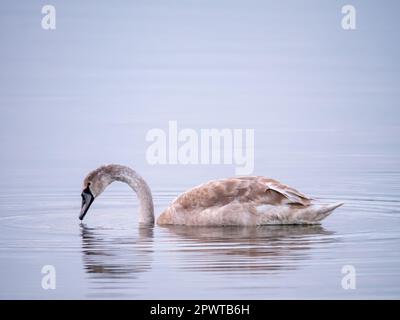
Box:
[265,182,311,206]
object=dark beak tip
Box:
[79,209,88,221]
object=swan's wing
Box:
[263,179,312,206]
[171,176,312,209]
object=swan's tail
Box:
[258,202,344,225]
[308,202,344,222]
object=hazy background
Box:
[0,0,399,190]
[0,0,400,299]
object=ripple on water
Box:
[0,188,399,298]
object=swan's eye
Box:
[83,184,91,194]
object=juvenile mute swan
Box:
[79,164,343,226]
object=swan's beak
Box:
[79,187,94,220]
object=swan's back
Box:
[174,176,310,207]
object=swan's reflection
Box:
[80,222,337,279]
[80,224,153,279]
[161,225,336,273]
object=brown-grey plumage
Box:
[80,164,154,224]
[79,164,343,226]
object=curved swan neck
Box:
[111,166,155,225]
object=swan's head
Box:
[79,165,114,220]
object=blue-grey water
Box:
[1,0,400,299]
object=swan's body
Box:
[79,164,343,226]
[158,176,342,226]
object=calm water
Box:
[1,0,400,299]
[1,154,400,299]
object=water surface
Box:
[1,156,400,299]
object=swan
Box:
[79,164,343,226]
